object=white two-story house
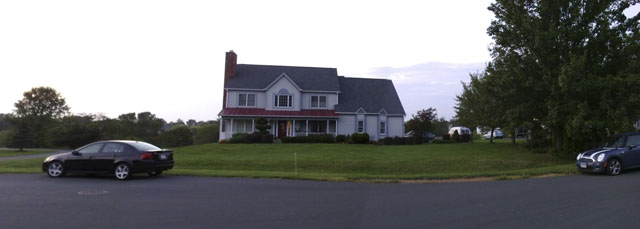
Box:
[218,51,406,141]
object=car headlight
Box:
[597,153,605,162]
[576,153,582,160]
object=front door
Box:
[278,121,287,139]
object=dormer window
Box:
[311,96,327,109]
[274,89,292,108]
[238,93,256,107]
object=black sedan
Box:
[43,140,174,180]
[576,132,640,175]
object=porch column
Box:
[252,119,255,133]
[230,118,234,135]
[335,120,338,137]
[293,120,296,136]
[306,120,309,136]
[326,120,329,134]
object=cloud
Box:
[359,62,487,119]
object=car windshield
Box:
[129,142,162,151]
[603,135,625,148]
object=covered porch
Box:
[219,118,338,140]
[218,108,340,140]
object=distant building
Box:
[217,51,406,141]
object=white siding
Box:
[338,115,355,135]
[366,115,378,140]
[301,93,338,110]
[226,91,266,109]
[265,76,301,111]
[387,116,404,137]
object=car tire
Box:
[47,161,65,178]
[114,163,132,180]
[606,158,622,176]
[148,170,162,176]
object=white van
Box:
[449,126,471,136]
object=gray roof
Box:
[335,77,405,115]
[225,64,341,91]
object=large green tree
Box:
[485,0,640,155]
[455,71,506,144]
[8,87,70,148]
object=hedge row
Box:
[228,132,273,143]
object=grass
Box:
[0,149,53,157]
[166,141,576,181]
[0,141,577,182]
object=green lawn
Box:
[0,142,577,181]
[0,149,53,157]
[167,141,576,181]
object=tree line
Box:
[0,87,219,150]
[455,0,640,157]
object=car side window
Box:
[78,143,104,154]
[101,143,125,153]
[626,135,640,147]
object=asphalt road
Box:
[2,172,640,229]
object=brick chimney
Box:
[224,50,237,81]
[222,50,237,109]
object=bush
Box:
[459,134,471,143]
[281,134,335,143]
[157,125,194,147]
[382,137,394,145]
[412,135,424,145]
[336,135,347,143]
[229,133,249,143]
[260,133,273,143]
[193,124,219,144]
[432,139,455,144]
[452,130,460,142]
[350,133,370,144]
[442,134,451,141]
[228,132,273,144]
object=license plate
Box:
[580,162,587,168]
[160,154,167,160]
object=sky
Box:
[1,1,638,122]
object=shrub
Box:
[335,135,347,143]
[260,133,273,143]
[412,135,424,145]
[432,139,455,144]
[157,125,194,147]
[442,134,451,141]
[350,133,370,144]
[218,139,228,144]
[460,134,471,143]
[392,136,405,145]
[382,137,393,145]
[452,130,460,142]
[193,124,219,144]
[281,134,335,143]
[229,133,249,143]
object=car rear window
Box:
[129,142,162,151]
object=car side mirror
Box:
[72,151,80,156]
[628,145,637,150]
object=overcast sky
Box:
[1,1,638,122]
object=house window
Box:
[357,120,364,132]
[234,120,253,133]
[274,95,292,108]
[309,121,327,133]
[238,93,256,107]
[311,96,327,108]
[380,121,386,134]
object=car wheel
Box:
[114,163,131,180]
[606,158,622,176]
[148,170,163,176]
[47,161,65,178]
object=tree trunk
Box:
[552,128,563,153]
[511,128,516,144]
[490,127,495,144]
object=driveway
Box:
[1,172,638,228]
